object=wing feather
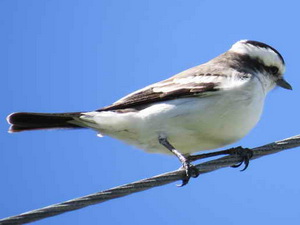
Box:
[98,66,251,111]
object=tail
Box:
[7,112,86,133]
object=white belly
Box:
[81,88,265,155]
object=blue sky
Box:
[1,0,300,224]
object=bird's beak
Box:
[276,78,293,90]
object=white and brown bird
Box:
[7,40,292,185]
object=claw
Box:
[177,178,190,187]
[229,147,253,171]
[231,161,243,168]
[177,162,199,187]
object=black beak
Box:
[276,78,292,90]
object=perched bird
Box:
[7,40,292,185]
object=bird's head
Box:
[229,40,292,91]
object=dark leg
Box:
[187,146,253,171]
[158,135,199,186]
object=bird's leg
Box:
[187,146,253,171]
[158,135,199,186]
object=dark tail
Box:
[7,112,86,133]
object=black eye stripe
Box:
[268,66,279,75]
[261,65,279,75]
[231,53,281,77]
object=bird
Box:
[7,40,292,186]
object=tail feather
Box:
[7,112,86,133]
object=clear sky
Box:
[1,0,300,224]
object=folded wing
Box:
[99,66,251,111]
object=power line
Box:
[1,134,300,225]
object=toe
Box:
[177,163,199,187]
[230,147,253,171]
[177,177,190,187]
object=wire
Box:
[1,134,300,225]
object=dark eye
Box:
[269,66,279,75]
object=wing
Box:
[98,65,252,111]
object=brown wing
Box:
[97,61,252,112]
[97,78,220,111]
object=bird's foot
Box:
[178,161,199,187]
[229,146,253,171]
[158,135,199,186]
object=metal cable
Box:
[1,134,300,225]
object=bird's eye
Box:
[269,66,279,75]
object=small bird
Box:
[7,40,292,186]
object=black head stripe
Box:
[244,40,285,65]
